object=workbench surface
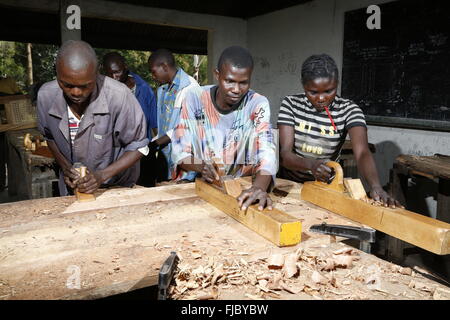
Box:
[0,179,448,300]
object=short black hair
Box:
[148,49,176,68]
[301,54,339,85]
[217,46,254,72]
[102,52,126,67]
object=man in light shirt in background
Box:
[148,49,199,183]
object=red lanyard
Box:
[324,106,337,132]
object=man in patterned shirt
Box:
[277,53,400,207]
[171,46,277,211]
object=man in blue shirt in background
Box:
[103,52,157,186]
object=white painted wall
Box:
[248,0,450,186]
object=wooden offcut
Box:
[195,178,302,247]
[344,178,367,200]
[301,168,450,255]
[74,166,95,202]
[221,176,243,198]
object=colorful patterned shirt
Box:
[171,85,277,180]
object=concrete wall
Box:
[247,0,450,187]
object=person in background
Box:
[277,53,401,207]
[103,52,157,187]
[148,49,199,183]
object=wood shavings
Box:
[398,267,412,276]
[283,254,299,278]
[332,247,354,255]
[210,265,224,285]
[280,282,303,294]
[409,281,433,293]
[332,255,355,268]
[245,293,264,300]
[311,271,328,285]
[196,287,219,300]
[268,273,282,291]
[321,258,336,271]
[365,273,382,291]
[192,253,202,259]
[267,254,284,269]
[433,287,450,300]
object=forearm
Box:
[280,151,314,172]
[355,150,382,189]
[100,150,143,182]
[154,134,171,148]
[178,156,204,173]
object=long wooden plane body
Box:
[301,162,450,255]
[195,178,302,247]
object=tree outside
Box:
[0,41,208,93]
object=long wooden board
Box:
[301,182,450,255]
[195,178,302,247]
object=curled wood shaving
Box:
[280,282,303,294]
[267,253,284,269]
[245,293,264,300]
[321,258,336,271]
[311,271,329,285]
[283,254,299,278]
[333,247,354,255]
[332,255,355,268]
[398,267,412,276]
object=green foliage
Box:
[0,42,27,90]
[0,41,208,93]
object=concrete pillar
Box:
[60,0,82,44]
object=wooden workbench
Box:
[0,179,448,300]
[5,128,57,200]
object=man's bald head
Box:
[56,40,98,74]
[56,41,98,105]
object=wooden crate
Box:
[0,95,37,125]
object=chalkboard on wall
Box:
[342,0,450,131]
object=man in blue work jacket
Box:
[103,52,158,186]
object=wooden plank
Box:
[396,155,450,180]
[301,182,450,255]
[0,122,37,133]
[195,178,302,247]
[63,183,198,214]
